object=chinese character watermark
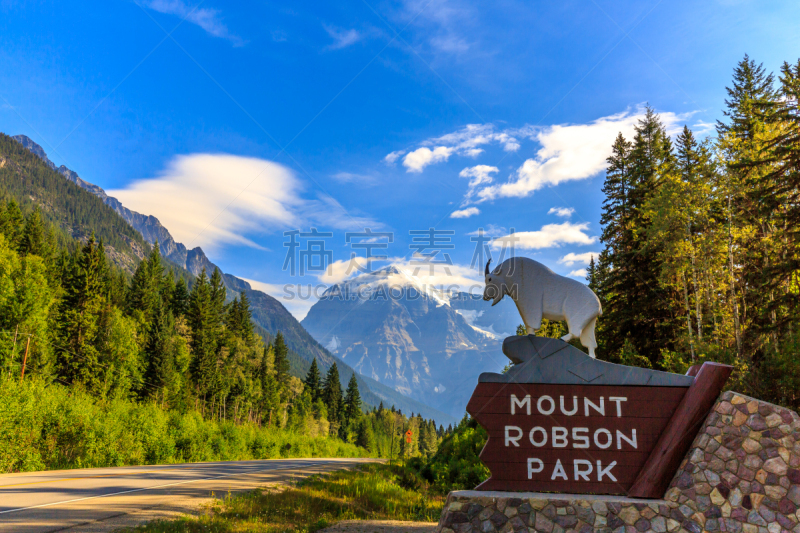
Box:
[409,228,455,276]
[345,228,394,276]
[283,228,333,276]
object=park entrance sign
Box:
[467,335,732,498]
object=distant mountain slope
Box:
[302,266,519,418]
[0,134,148,271]
[8,134,455,425]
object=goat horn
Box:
[485,258,492,275]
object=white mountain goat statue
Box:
[483,257,603,358]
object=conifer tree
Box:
[273,332,290,395]
[717,54,778,141]
[718,56,783,354]
[260,343,280,426]
[128,245,164,327]
[160,268,175,311]
[58,233,108,390]
[734,58,800,349]
[188,269,218,398]
[0,199,23,249]
[304,358,322,402]
[19,207,48,257]
[598,108,678,363]
[343,373,362,424]
[322,362,343,429]
[108,269,128,308]
[171,276,189,317]
[237,291,254,343]
[209,268,227,325]
[355,418,375,451]
[226,292,254,344]
[144,303,176,402]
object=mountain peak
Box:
[12,135,55,170]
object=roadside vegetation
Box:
[0,374,454,473]
[122,463,445,533]
[0,378,366,473]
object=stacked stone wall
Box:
[436,391,800,533]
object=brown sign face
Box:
[467,382,687,494]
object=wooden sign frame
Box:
[467,336,732,498]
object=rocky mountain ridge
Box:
[10,135,455,424]
[301,265,520,417]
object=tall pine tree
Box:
[322,362,343,432]
[273,332,291,398]
[598,109,679,363]
[57,234,108,391]
[304,358,322,402]
[343,373,362,424]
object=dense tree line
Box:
[0,202,446,453]
[590,55,800,409]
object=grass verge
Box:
[121,463,445,533]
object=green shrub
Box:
[0,378,367,473]
[410,415,489,494]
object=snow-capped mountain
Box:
[301,266,522,418]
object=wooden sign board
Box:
[467,383,684,494]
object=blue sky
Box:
[2,0,799,318]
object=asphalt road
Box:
[0,458,381,533]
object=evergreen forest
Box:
[584,55,800,410]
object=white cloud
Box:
[143,0,242,45]
[429,34,469,54]
[387,124,520,174]
[693,120,715,136]
[467,225,507,238]
[459,165,498,203]
[108,153,379,254]
[429,124,520,154]
[395,0,475,56]
[548,207,575,218]
[307,258,487,304]
[323,25,362,50]
[331,172,375,185]
[389,260,485,293]
[568,269,588,278]
[558,252,599,267]
[240,277,315,321]
[316,256,373,284]
[403,146,453,173]
[450,207,480,218]
[491,222,595,250]
[474,109,689,202]
[383,150,406,165]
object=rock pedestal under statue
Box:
[436,389,800,533]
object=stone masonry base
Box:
[436,391,800,533]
